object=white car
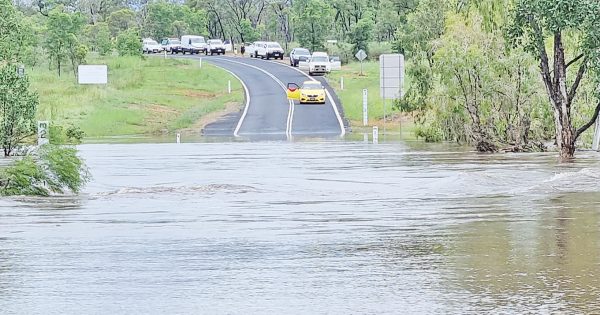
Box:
[249,41,266,58]
[181,35,207,54]
[307,52,332,76]
[206,39,226,55]
[256,42,285,60]
[161,38,182,54]
[142,39,163,54]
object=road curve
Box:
[173,55,346,139]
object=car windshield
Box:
[268,44,281,48]
[171,40,181,44]
[311,56,329,62]
[210,40,223,45]
[296,49,310,55]
[190,38,205,43]
[303,83,322,90]
[148,41,158,45]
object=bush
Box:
[49,124,85,144]
[368,42,393,60]
[415,125,443,143]
[116,28,142,56]
[0,145,90,196]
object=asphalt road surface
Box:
[175,55,346,139]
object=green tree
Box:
[348,15,374,55]
[0,64,38,157]
[45,6,86,77]
[239,18,260,43]
[507,0,600,158]
[0,0,28,62]
[116,28,142,56]
[293,0,332,52]
[145,1,176,40]
[108,8,136,37]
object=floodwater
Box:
[1,140,600,314]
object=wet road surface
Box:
[2,141,600,314]
[176,56,345,138]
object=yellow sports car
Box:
[286,81,327,104]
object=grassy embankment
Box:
[31,56,243,138]
[327,61,416,139]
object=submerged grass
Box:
[31,56,243,137]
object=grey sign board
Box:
[379,54,405,99]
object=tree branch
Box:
[575,102,600,140]
[565,53,585,69]
[568,58,587,104]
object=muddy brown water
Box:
[1,141,600,314]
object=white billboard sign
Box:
[380,54,405,99]
[78,65,108,84]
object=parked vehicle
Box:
[306,52,332,76]
[142,38,163,54]
[329,56,342,70]
[257,42,285,60]
[206,39,226,55]
[181,35,207,54]
[289,48,311,67]
[248,41,266,58]
[161,38,182,54]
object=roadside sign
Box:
[355,49,367,61]
[78,65,108,84]
[379,54,405,99]
[362,89,368,126]
[38,121,49,146]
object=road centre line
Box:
[212,57,295,138]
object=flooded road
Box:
[2,141,600,314]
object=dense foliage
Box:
[0,146,90,196]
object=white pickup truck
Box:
[300,52,332,76]
[250,41,285,60]
[206,39,226,55]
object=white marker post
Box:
[363,133,369,143]
[176,133,181,144]
[593,116,600,151]
[228,80,231,94]
[373,126,379,144]
[164,50,167,59]
[199,58,202,69]
[340,77,344,90]
[362,89,368,126]
[37,121,49,146]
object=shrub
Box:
[0,145,90,196]
[116,28,142,56]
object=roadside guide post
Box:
[176,133,181,144]
[593,116,600,151]
[17,65,25,78]
[373,126,379,144]
[355,49,367,76]
[364,133,369,143]
[37,121,49,146]
[199,58,202,69]
[164,50,167,59]
[340,77,344,90]
[363,89,368,126]
[228,80,231,94]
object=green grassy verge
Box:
[327,61,416,138]
[31,56,243,137]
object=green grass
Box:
[327,61,416,138]
[31,56,243,137]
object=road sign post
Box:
[199,58,202,68]
[228,80,231,94]
[379,54,405,139]
[355,49,367,76]
[340,77,344,90]
[373,126,379,144]
[38,121,49,146]
[362,89,368,126]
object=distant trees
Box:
[293,0,331,52]
[116,28,142,56]
[45,6,87,77]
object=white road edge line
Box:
[157,54,251,137]
[213,57,294,139]
[210,65,250,137]
[263,59,346,137]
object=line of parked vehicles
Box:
[143,35,227,56]
[142,36,342,77]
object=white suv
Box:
[249,41,266,58]
[256,42,284,60]
[206,39,225,55]
[142,38,163,53]
[308,52,332,76]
